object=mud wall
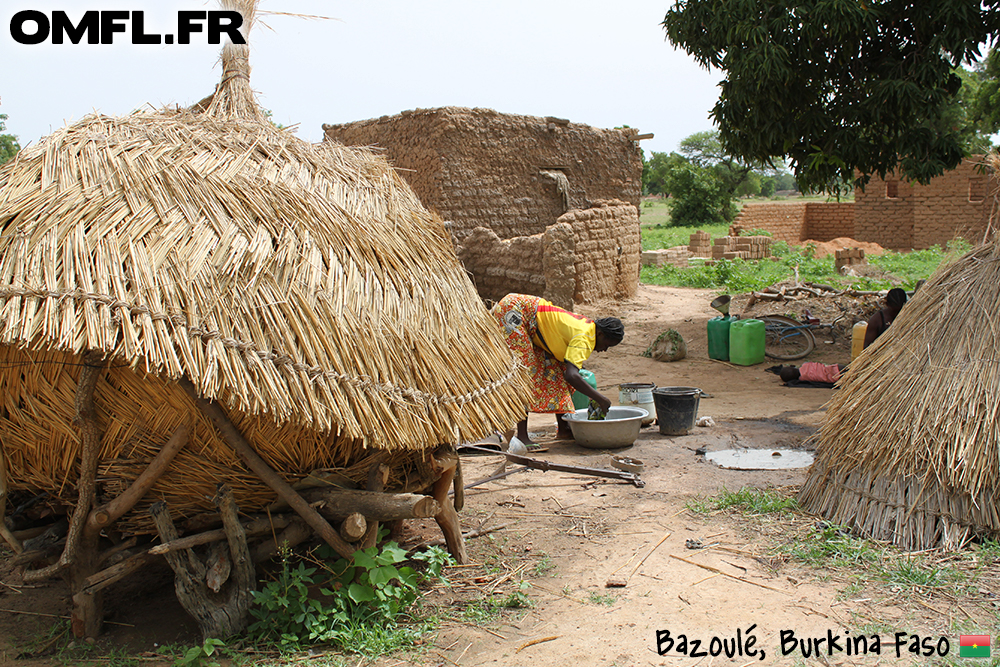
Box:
[564,200,641,304]
[855,159,994,250]
[456,228,544,303]
[731,202,854,243]
[322,107,643,243]
[455,200,640,308]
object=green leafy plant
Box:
[247,541,453,655]
[174,638,225,667]
[532,554,555,576]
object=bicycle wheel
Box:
[759,315,816,360]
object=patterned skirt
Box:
[491,294,575,414]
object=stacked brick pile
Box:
[688,231,712,257]
[710,236,773,260]
[641,246,690,268]
[834,248,866,273]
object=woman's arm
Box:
[563,363,612,412]
[863,311,883,349]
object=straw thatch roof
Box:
[799,238,1000,550]
[0,1,531,533]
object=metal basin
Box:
[563,407,648,449]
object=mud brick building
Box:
[322,107,644,307]
[729,157,996,251]
[855,158,993,249]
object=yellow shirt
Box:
[531,299,596,368]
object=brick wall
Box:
[456,200,640,306]
[731,202,854,242]
[856,158,994,250]
[805,203,855,240]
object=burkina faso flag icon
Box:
[960,635,991,658]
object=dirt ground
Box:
[0,285,993,666]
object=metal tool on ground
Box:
[459,445,645,487]
[610,455,644,474]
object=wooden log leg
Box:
[432,465,468,564]
[360,463,389,550]
[25,352,106,586]
[150,489,254,640]
[213,484,254,635]
[69,531,102,638]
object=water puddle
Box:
[705,448,814,470]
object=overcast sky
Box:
[2,1,723,157]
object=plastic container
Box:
[652,386,701,435]
[851,322,868,361]
[729,318,765,366]
[572,369,598,410]
[619,382,656,426]
[707,315,734,361]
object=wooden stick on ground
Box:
[669,554,789,594]
[605,530,671,588]
[408,522,513,552]
[180,378,356,560]
[516,636,560,653]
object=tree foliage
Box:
[642,131,797,226]
[679,130,760,195]
[970,49,1000,136]
[663,159,736,226]
[662,0,998,192]
[0,115,19,166]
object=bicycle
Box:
[759,311,851,360]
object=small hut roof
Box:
[0,1,531,530]
[799,238,1000,550]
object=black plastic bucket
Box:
[652,386,701,435]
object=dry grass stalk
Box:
[0,0,532,534]
[800,166,1000,549]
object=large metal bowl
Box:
[563,406,648,449]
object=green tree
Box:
[679,130,762,196]
[662,0,997,192]
[663,159,735,226]
[0,114,19,166]
[970,49,1000,140]
[642,151,686,195]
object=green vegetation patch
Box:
[641,237,973,293]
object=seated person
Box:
[863,287,907,349]
[778,362,846,384]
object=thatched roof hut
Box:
[0,2,530,541]
[799,237,1000,550]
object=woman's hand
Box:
[563,362,611,413]
[593,394,612,414]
